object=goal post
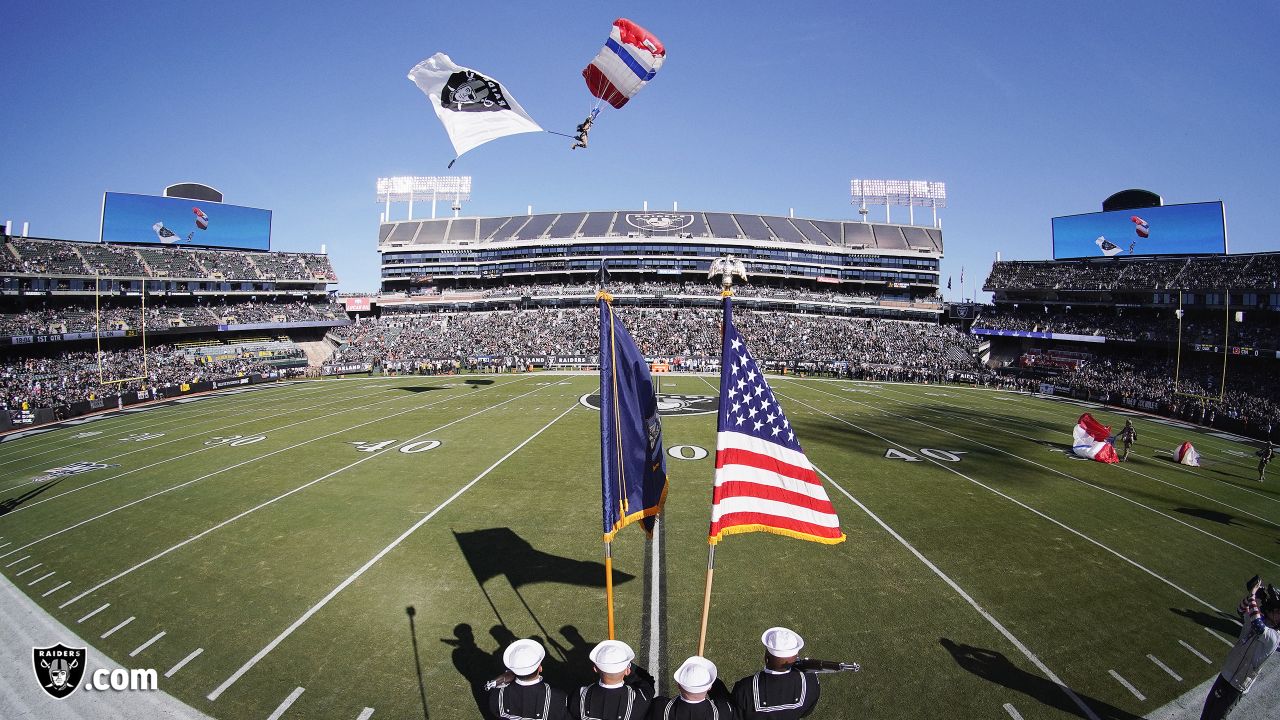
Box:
[94,273,150,386]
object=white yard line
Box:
[58,381,553,610]
[165,648,204,678]
[130,631,166,657]
[816,465,1101,720]
[788,394,1230,619]
[100,615,134,638]
[1149,654,1183,681]
[792,383,1277,570]
[1204,627,1236,647]
[0,382,424,520]
[207,403,576,702]
[1108,669,1146,700]
[41,580,70,597]
[266,687,305,720]
[1178,639,1213,664]
[27,571,55,586]
[356,709,375,720]
[1002,703,1024,720]
[5,380,531,566]
[77,603,110,624]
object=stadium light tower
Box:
[850,179,947,227]
[376,176,472,220]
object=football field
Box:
[1,374,1277,719]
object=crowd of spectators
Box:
[985,253,1280,292]
[0,299,344,336]
[0,344,288,414]
[1,237,335,282]
[329,307,981,383]
[405,281,918,307]
[973,305,1280,348]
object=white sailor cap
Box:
[761,627,804,657]
[503,638,545,676]
[674,656,717,694]
[589,640,635,673]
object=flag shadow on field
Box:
[396,386,448,393]
[1170,607,1241,637]
[940,638,1143,720]
[0,476,65,516]
[1173,507,1238,526]
[405,607,431,720]
[465,379,494,387]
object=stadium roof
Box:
[379,210,943,255]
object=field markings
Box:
[42,580,70,597]
[814,464,1101,720]
[1003,703,1024,720]
[1178,640,1213,664]
[57,380,555,610]
[267,686,305,720]
[77,603,110,623]
[27,571,55,586]
[356,708,375,720]
[100,615,134,638]
[1204,627,1236,647]
[896,383,1277,504]
[0,382,406,501]
[798,382,1279,569]
[165,648,203,678]
[786,393,1231,619]
[207,402,577,702]
[129,631,166,657]
[0,382,338,478]
[15,563,42,577]
[1148,654,1183,681]
[1,380,529,563]
[1108,669,1146,701]
[5,554,31,567]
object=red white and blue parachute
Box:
[1072,413,1119,463]
[583,19,666,111]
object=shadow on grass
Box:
[1173,507,1238,525]
[405,607,431,719]
[940,638,1142,720]
[466,379,495,387]
[1170,607,1241,637]
[396,386,447,393]
[440,622,596,717]
[441,623,491,719]
[0,477,65,516]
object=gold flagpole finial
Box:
[596,290,614,303]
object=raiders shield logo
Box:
[33,644,86,699]
[580,393,719,417]
[441,70,511,113]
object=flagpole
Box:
[605,540,616,640]
[697,544,716,655]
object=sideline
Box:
[0,572,212,720]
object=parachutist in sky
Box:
[572,115,594,149]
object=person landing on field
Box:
[1258,442,1274,483]
[1119,420,1138,462]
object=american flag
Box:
[708,298,845,545]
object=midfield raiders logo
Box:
[623,213,695,233]
[579,393,718,417]
[30,461,118,484]
[442,70,512,113]
[33,644,86,699]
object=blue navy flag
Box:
[599,297,668,539]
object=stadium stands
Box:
[985,253,1280,293]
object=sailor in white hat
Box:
[648,656,737,718]
[731,627,821,719]
[568,639,654,720]
[488,638,569,720]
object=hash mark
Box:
[78,603,110,624]
[1109,670,1145,701]
[42,580,71,597]
[1178,639,1213,663]
[1147,654,1182,681]
[15,563,43,577]
[1204,627,1235,647]
[130,631,166,657]
[165,648,203,678]
[266,687,305,719]
[100,616,135,638]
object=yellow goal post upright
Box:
[1172,288,1229,404]
[94,271,150,386]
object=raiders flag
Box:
[408,53,544,160]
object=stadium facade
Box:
[376,209,944,319]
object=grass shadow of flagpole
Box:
[453,528,636,662]
[405,606,430,720]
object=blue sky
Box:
[2,2,1276,298]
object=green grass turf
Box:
[0,374,1276,719]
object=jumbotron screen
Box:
[100,192,272,251]
[1051,201,1225,260]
